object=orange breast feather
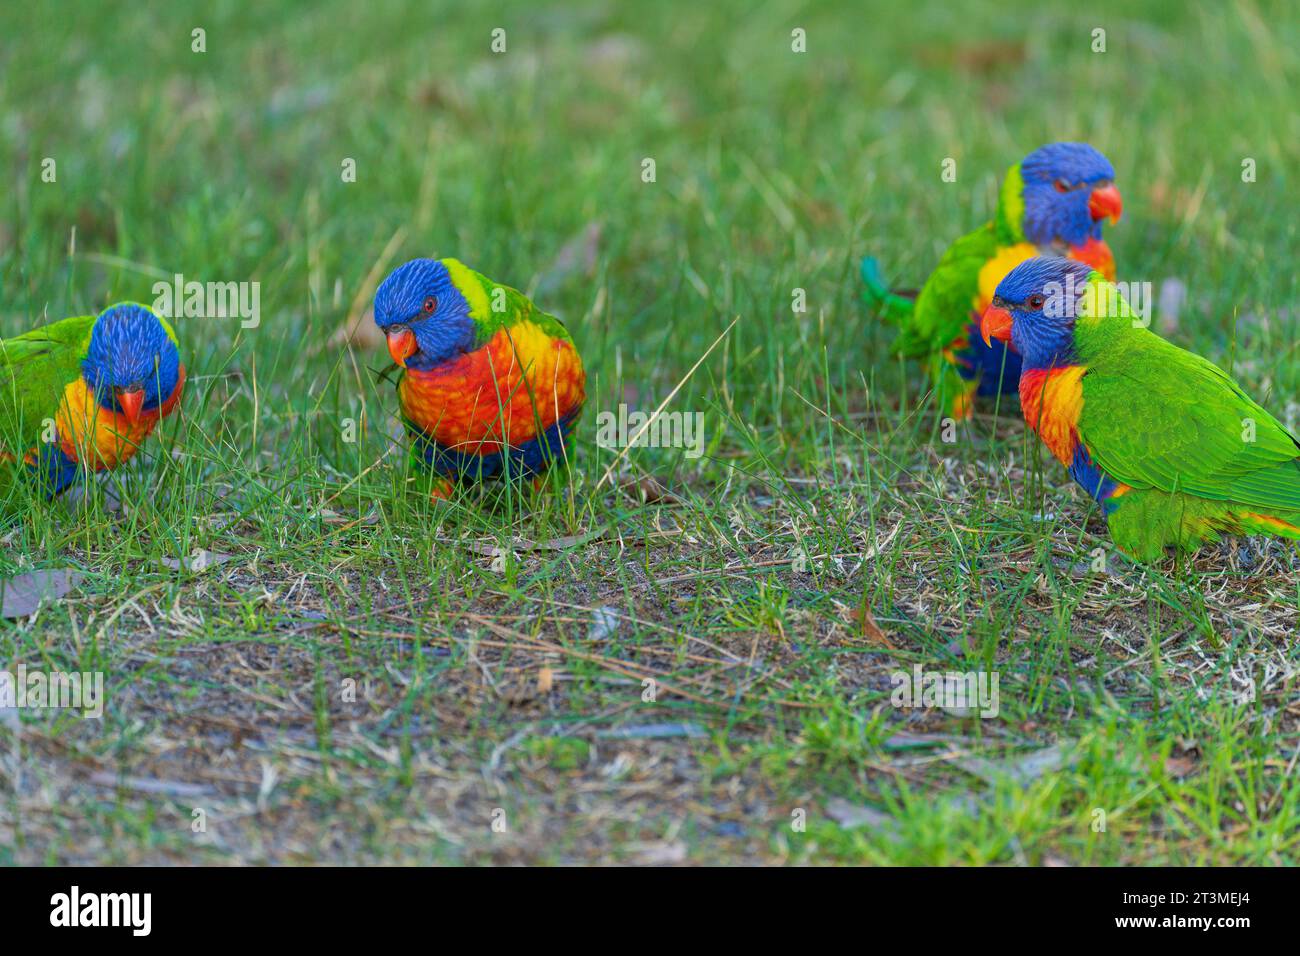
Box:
[57,366,186,470]
[399,323,585,454]
[1019,365,1086,466]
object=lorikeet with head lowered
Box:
[0,303,185,502]
[373,258,586,498]
[862,142,1122,420]
[982,256,1300,562]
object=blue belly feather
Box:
[410,407,581,482]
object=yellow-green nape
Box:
[997,163,1025,240]
[1076,274,1137,324]
[440,258,492,321]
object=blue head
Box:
[1019,143,1121,247]
[373,258,476,370]
[980,257,1095,370]
[82,303,181,423]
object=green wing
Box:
[895,222,999,358]
[0,315,93,454]
[445,259,574,348]
[1079,331,1300,511]
[498,283,573,343]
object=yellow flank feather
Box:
[1241,511,1300,536]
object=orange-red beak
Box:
[117,386,144,424]
[980,305,1014,347]
[386,327,417,367]
[1088,183,1122,224]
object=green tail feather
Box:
[860,256,915,325]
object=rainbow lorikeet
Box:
[0,303,185,501]
[373,257,586,498]
[862,142,1122,420]
[981,257,1300,562]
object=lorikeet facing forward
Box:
[0,303,185,501]
[862,142,1122,420]
[982,257,1300,562]
[373,258,586,498]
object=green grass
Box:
[0,0,1297,864]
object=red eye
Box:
[1054,179,1070,193]
[422,296,437,314]
[1027,294,1046,309]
